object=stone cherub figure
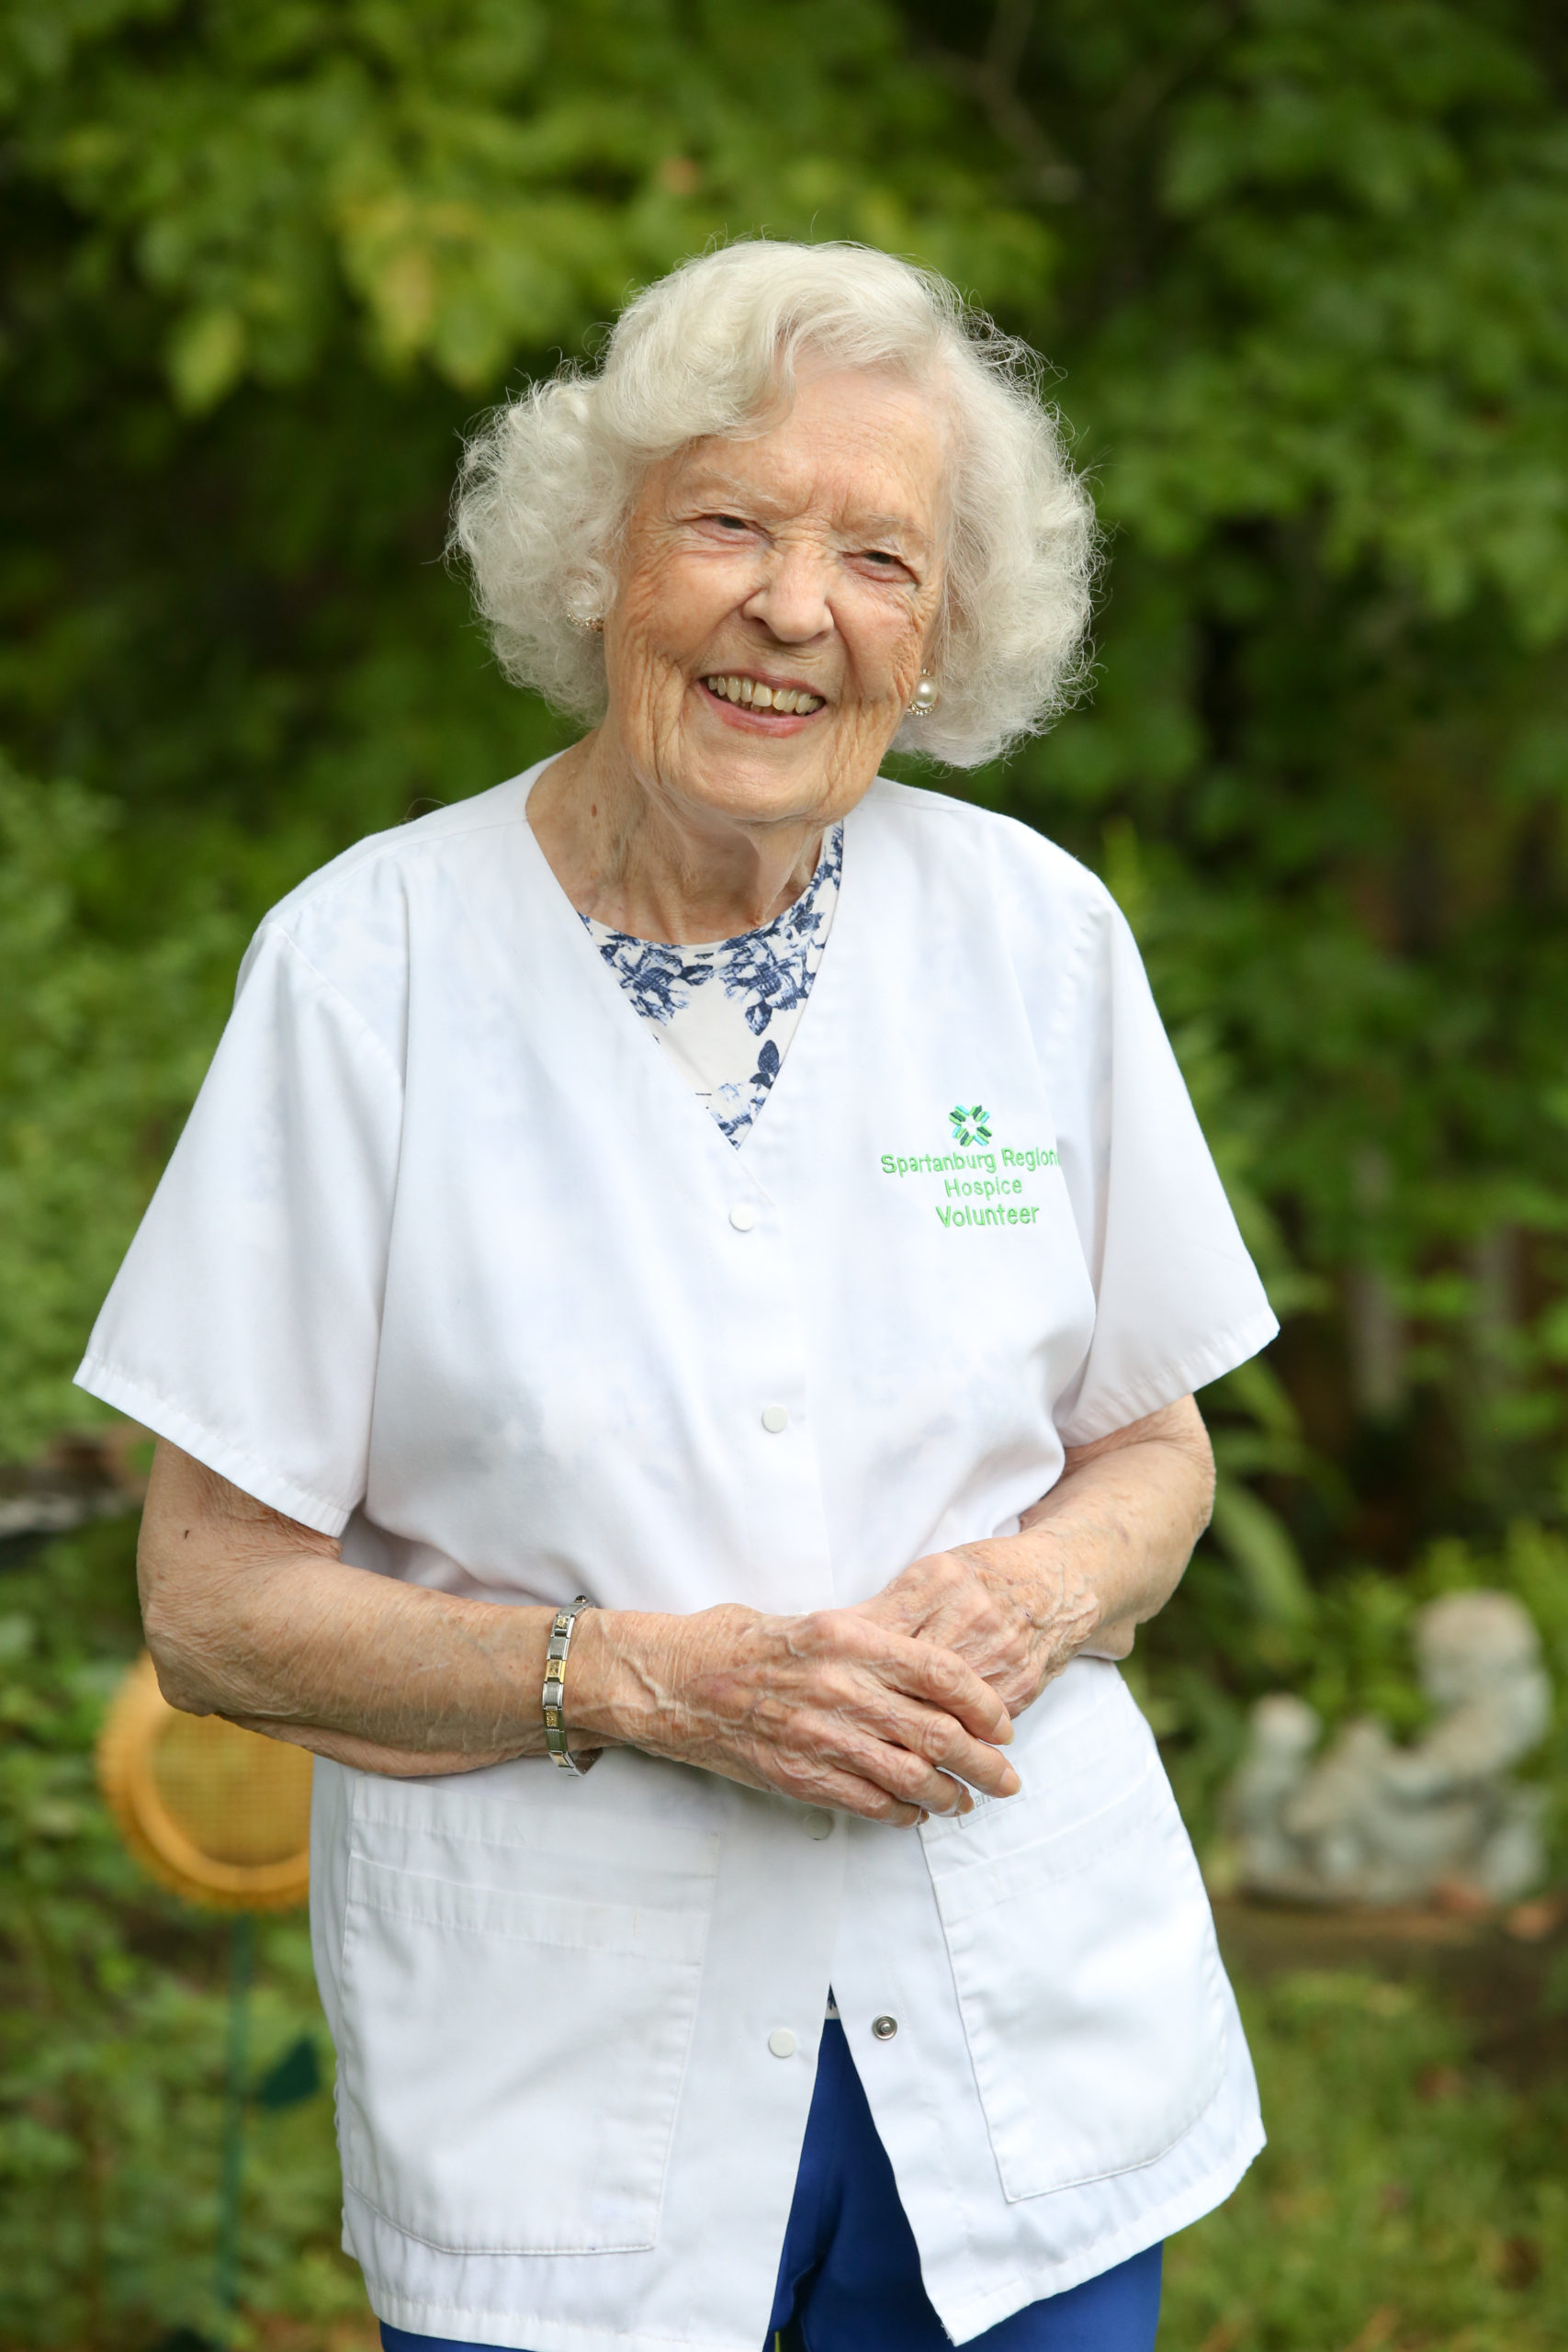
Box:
[1229,1591,1552,1906]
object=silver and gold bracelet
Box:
[541,1595,597,1775]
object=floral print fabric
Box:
[585,823,843,1146]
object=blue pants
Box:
[763,2021,1161,2351]
[380,2019,1162,2352]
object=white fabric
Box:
[77,762,1279,2352]
[584,820,842,1146]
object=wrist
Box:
[562,1601,766,1757]
[537,1596,600,1770]
[552,1607,658,1750]
[1009,1526,1106,1651]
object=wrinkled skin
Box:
[136,364,1217,1823]
[529,361,948,944]
[141,1397,1213,1826]
[575,1602,1020,1825]
[856,1545,1100,1722]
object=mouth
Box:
[699,672,827,719]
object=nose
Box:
[741,541,833,645]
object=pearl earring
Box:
[907,673,941,717]
[567,607,604,636]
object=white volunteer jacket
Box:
[79,763,1279,2352]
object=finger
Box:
[749,1737,942,1826]
[930,1622,1038,1690]
[877,1633,1017,1747]
[807,1759,945,1826]
[904,1603,1018,1668]
[855,1578,1021,1679]
[747,1692,1002,1815]
[777,1616,1018,1783]
[886,1700,1021,1799]
[707,1743,931,1829]
[823,1725,979,1816]
[840,1676,1020,1800]
[990,1668,1046,1715]
[761,1699,987,1818]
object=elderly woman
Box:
[79,243,1277,2352]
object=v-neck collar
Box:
[581,823,842,1148]
[514,758,866,1170]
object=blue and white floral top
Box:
[585,823,843,1147]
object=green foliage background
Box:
[6,0,1568,1544]
[0,1520,362,2350]
[4,2,1568,2346]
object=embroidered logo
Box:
[949,1103,992,1148]
[878,1115,1056,1231]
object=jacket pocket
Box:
[335,1784,718,2254]
[925,1758,1225,2201]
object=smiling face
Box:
[600,363,951,836]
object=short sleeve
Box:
[74,923,402,1535]
[1046,896,1278,1445]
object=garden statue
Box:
[1229,1591,1552,1906]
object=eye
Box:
[854,547,915,581]
[708,513,750,534]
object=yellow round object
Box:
[96,1653,311,1911]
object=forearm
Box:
[140,1442,605,1775]
[149,1551,582,1775]
[1017,1396,1214,1657]
[139,1442,1019,1819]
[852,1398,1213,1715]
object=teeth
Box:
[703,676,824,714]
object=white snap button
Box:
[871,2015,898,2041]
[761,1404,790,1434]
[768,2028,797,2059]
[805,1810,834,1840]
[729,1203,757,1232]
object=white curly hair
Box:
[449,240,1098,769]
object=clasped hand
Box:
[585,1536,1100,1828]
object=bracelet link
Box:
[541,1596,597,1776]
